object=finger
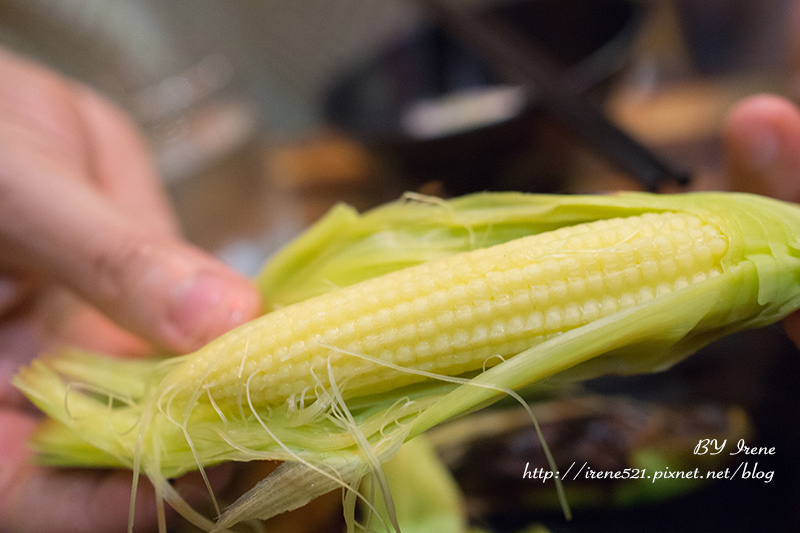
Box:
[722,94,800,348]
[0,50,260,352]
[0,274,38,319]
[723,94,800,202]
[0,48,176,238]
[0,410,231,533]
[0,409,156,533]
[0,173,260,353]
[782,311,800,349]
[70,82,180,237]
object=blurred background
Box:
[2,0,796,265]
[2,1,799,531]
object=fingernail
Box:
[168,272,258,351]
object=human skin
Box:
[0,48,260,533]
[3,48,800,532]
[721,93,800,345]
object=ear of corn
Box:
[257,191,673,309]
[13,191,800,532]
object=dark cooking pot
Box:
[323,0,645,193]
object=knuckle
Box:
[89,233,160,304]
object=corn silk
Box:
[13,191,800,532]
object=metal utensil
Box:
[421,0,691,191]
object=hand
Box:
[0,48,260,533]
[722,93,800,348]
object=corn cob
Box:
[172,210,726,411]
[13,191,800,532]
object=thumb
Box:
[0,175,261,354]
[722,94,800,349]
[84,229,262,354]
[723,94,800,203]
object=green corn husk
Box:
[361,435,467,533]
[13,191,800,532]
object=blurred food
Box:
[429,395,751,524]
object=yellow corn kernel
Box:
[163,211,727,411]
[17,190,800,533]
